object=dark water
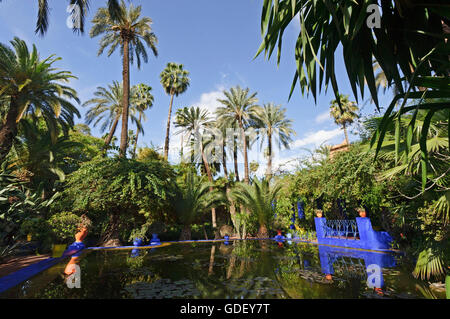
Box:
[0,240,444,299]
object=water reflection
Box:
[1,240,442,299]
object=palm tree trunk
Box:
[0,99,18,162]
[257,224,269,239]
[180,134,184,161]
[164,93,175,160]
[179,225,191,241]
[239,121,249,184]
[222,139,228,179]
[104,113,120,148]
[119,37,130,158]
[343,123,349,146]
[201,143,217,233]
[266,132,273,180]
[233,140,239,182]
[132,113,141,158]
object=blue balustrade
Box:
[315,217,393,251]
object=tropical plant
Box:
[131,83,153,158]
[175,171,225,240]
[7,119,83,193]
[90,1,158,157]
[0,161,60,246]
[329,95,359,146]
[47,212,82,244]
[173,106,220,232]
[216,86,259,184]
[256,0,450,193]
[0,37,80,162]
[231,178,282,238]
[61,157,177,246]
[252,103,295,179]
[160,63,190,160]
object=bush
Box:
[48,212,81,244]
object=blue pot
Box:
[150,234,160,245]
[133,238,143,246]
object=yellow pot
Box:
[27,234,32,242]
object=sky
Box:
[0,0,393,176]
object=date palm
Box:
[329,95,359,146]
[83,81,142,149]
[252,103,295,180]
[0,0,121,36]
[217,86,259,184]
[0,37,80,162]
[90,1,158,158]
[131,83,153,158]
[160,63,190,161]
[174,106,219,230]
[231,178,282,238]
[175,171,224,241]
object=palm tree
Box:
[175,171,224,241]
[217,86,259,184]
[83,81,142,149]
[174,106,220,232]
[231,178,282,238]
[329,94,359,146]
[90,1,158,157]
[0,37,80,162]
[160,63,190,160]
[131,83,153,158]
[252,103,295,180]
[0,0,121,36]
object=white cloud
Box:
[292,128,343,149]
[315,111,331,124]
[193,87,226,115]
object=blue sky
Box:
[0,0,393,174]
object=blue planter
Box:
[150,234,160,246]
[133,238,143,246]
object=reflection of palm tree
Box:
[329,94,359,146]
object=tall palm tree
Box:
[83,81,142,149]
[174,106,219,232]
[231,178,282,238]
[329,94,359,146]
[90,1,158,157]
[0,37,80,162]
[217,86,259,184]
[0,0,122,36]
[252,103,295,180]
[131,83,153,158]
[160,63,190,160]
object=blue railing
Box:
[322,219,359,240]
[315,217,393,251]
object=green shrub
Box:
[48,212,81,244]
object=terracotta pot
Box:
[359,210,367,218]
[316,210,323,218]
